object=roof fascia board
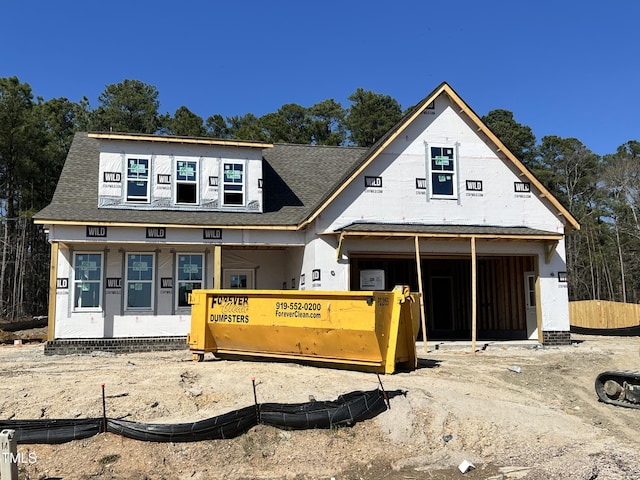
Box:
[441,84,580,231]
[298,83,451,229]
[327,230,564,241]
[88,132,273,149]
[33,219,298,230]
[298,82,580,232]
[57,239,302,247]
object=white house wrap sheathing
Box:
[97,141,264,212]
[308,94,570,334]
[318,97,564,234]
[36,83,577,343]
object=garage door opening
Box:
[350,256,535,341]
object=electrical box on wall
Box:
[360,269,385,290]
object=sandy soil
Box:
[1,333,639,480]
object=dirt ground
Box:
[1,332,639,480]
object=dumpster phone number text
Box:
[275,302,322,311]
[275,301,322,319]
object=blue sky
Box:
[3,1,638,155]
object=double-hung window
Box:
[176,160,198,204]
[429,146,457,198]
[177,254,203,307]
[126,158,149,202]
[73,253,103,310]
[126,253,154,309]
[223,163,245,206]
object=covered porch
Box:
[334,223,564,346]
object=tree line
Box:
[0,77,637,320]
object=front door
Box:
[524,271,538,339]
[223,269,255,289]
[430,276,454,332]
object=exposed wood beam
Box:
[545,240,559,264]
[214,246,222,289]
[534,258,543,343]
[336,231,345,261]
[89,132,272,149]
[47,242,59,342]
[447,83,580,232]
[333,231,563,242]
[33,219,299,231]
[299,84,450,229]
[414,236,428,352]
[471,236,477,354]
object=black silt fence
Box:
[0,388,405,444]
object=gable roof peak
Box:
[301,81,580,232]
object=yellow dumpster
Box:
[187,286,420,374]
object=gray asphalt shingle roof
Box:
[34,80,578,236]
[34,133,367,227]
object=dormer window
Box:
[176,160,198,204]
[98,145,263,212]
[126,158,149,202]
[223,162,245,206]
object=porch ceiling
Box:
[332,223,563,241]
[331,223,562,263]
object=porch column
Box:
[214,245,222,289]
[47,241,59,342]
[534,253,543,343]
[471,236,477,354]
[414,236,428,352]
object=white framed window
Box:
[73,253,103,310]
[524,272,536,309]
[428,146,457,198]
[222,162,245,206]
[126,157,150,202]
[176,253,203,307]
[223,269,254,289]
[175,160,198,204]
[125,253,154,310]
